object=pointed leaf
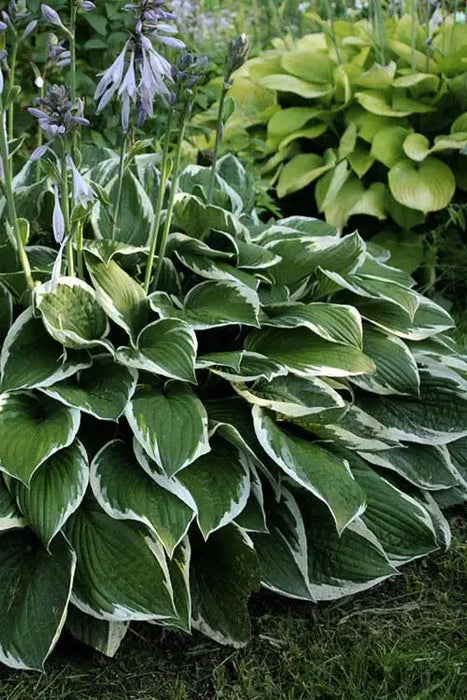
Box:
[66,606,128,658]
[0,476,25,531]
[0,283,12,343]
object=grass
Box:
[0,512,466,700]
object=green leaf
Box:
[356,294,454,340]
[11,441,89,548]
[235,373,347,421]
[175,437,251,539]
[260,74,331,98]
[296,493,396,600]
[350,327,420,396]
[0,531,76,670]
[0,475,25,532]
[403,132,430,161]
[310,404,401,452]
[277,153,334,198]
[370,126,410,167]
[345,453,438,565]
[1,309,91,393]
[34,277,111,350]
[66,607,128,658]
[246,327,375,378]
[126,382,210,476]
[91,440,194,557]
[347,141,375,178]
[91,170,153,245]
[42,355,137,421]
[149,280,260,330]
[388,158,456,213]
[252,488,313,600]
[356,90,425,117]
[262,302,363,348]
[0,392,80,485]
[278,123,328,150]
[173,193,244,238]
[267,107,324,137]
[280,51,334,84]
[86,256,149,341]
[360,444,461,491]
[0,283,12,343]
[356,62,396,89]
[64,497,175,621]
[117,319,197,384]
[190,525,260,647]
[371,230,424,274]
[253,407,365,534]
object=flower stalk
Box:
[111,132,129,240]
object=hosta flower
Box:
[95,1,184,130]
[28,85,89,139]
[47,35,71,68]
[67,155,96,208]
[52,184,65,244]
[41,3,65,28]
[1,1,37,37]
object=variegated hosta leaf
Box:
[262,302,363,348]
[0,392,80,485]
[234,463,268,533]
[149,280,261,330]
[66,606,129,658]
[0,282,12,343]
[42,355,137,421]
[354,294,454,340]
[350,327,420,396]
[295,493,397,600]
[126,382,210,476]
[161,538,191,632]
[190,525,260,647]
[246,327,375,378]
[202,351,286,384]
[310,404,401,452]
[1,309,91,393]
[253,406,366,534]
[340,450,438,564]
[64,497,176,622]
[86,256,150,342]
[360,444,461,491]
[11,441,88,549]
[173,192,244,238]
[175,436,251,539]
[0,531,76,670]
[117,318,197,384]
[0,475,25,531]
[235,374,347,421]
[252,488,313,600]
[34,277,111,350]
[91,440,194,557]
[447,437,467,491]
[357,374,467,445]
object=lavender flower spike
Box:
[41,4,64,28]
[52,184,65,243]
[95,42,129,113]
[67,155,96,207]
[0,21,7,33]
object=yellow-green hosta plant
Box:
[1,148,467,669]
[212,10,467,239]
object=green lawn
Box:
[1,514,466,700]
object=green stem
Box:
[152,100,191,291]
[76,221,84,278]
[111,133,128,240]
[207,84,227,203]
[144,106,175,294]
[69,3,77,103]
[0,105,34,290]
[7,41,18,142]
[60,150,74,277]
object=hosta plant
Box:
[1,151,467,669]
[199,8,467,262]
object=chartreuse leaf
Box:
[11,441,89,549]
[251,488,313,601]
[343,451,438,565]
[1,309,91,392]
[296,492,396,600]
[64,497,175,622]
[149,280,260,330]
[0,392,80,485]
[357,375,467,445]
[267,107,324,137]
[0,531,76,670]
[246,327,375,378]
[126,382,210,477]
[0,283,12,343]
[370,126,410,167]
[91,440,194,557]
[117,319,197,384]
[260,74,331,99]
[66,606,128,658]
[175,436,251,539]
[350,327,420,396]
[190,525,260,647]
[262,302,363,348]
[360,444,461,491]
[0,476,25,531]
[234,374,347,421]
[388,158,456,213]
[277,153,334,198]
[403,133,430,161]
[42,355,137,420]
[86,256,149,341]
[253,407,366,534]
[34,277,111,350]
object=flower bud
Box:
[226,33,250,78]
[78,1,96,11]
[41,4,64,28]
